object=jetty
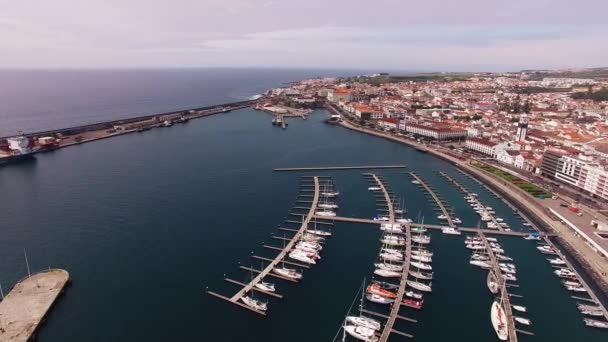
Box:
[410,172,455,228]
[207,176,320,315]
[273,165,407,172]
[378,224,413,341]
[478,232,519,342]
[0,269,70,342]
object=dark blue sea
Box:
[0,70,605,341]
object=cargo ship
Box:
[0,134,35,165]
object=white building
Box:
[405,123,467,141]
[465,137,497,156]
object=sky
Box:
[1,0,607,71]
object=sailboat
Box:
[273,235,303,280]
[307,218,332,237]
[491,296,509,340]
[346,279,383,332]
[241,267,268,311]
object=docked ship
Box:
[0,134,35,165]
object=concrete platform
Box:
[0,269,69,342]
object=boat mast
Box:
[24,248,31,279]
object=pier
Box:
[379,225,412,341]
[366,173,395,222]
[0,269,70,342]
[273,165,407,172]
[207,176,320,315]
[479,232,519,342]
[410,172,455,228]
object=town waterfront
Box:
[0,108,605,341]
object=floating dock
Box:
[273,165,407,172]
[410,172,455,228]
[478,232,519,342]
[0,269,70,342]
[207,176,320,315]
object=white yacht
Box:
[307,229,332,237]
[254,282,275,292]
[411,261,432,271]
[368,186,381,191]
[411,254,432,263]
[273,267,303,280]
[491,300,509,341]
[407,280,432,292]
[374,268,401,278]
[240,295,267,312]
[318,203,338,209]
[344,324,379,342]
[346,316,382,331]
[289,250,316,264]
[316,210,336,217]
[366,293,394,304]
[442,227,461,235]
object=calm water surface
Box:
[0,108,605,341]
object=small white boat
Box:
[581,309,605,317]
[321,191,339,197]
[317,203,338,209]
[316,210,336,217]
[495,217,504,222]
[374,268,401,278]
[503,273,517,282]
[491,300,509,341]
[346,316,382,331]
[254,282,275,292]
[442,227,461,235]
[514,316,531,326]
[411,180,421,184]
[373,216,389,221]
[437,214,448,220]
[412,235,431,244]
[584,318,608,329]
[407,280,432,292]
[240,295,267,312]
[405,290,424,299]
[396,218,413,223]
[344,324,379,342]
[566,285,587,293]
[452,218,462,224]
[368,186,381,191]
[481,215,492,222]
[366,293,394,304]
[411,226,427,233]
[497,255,513,261]
[512,305,527,313]
[548,258,565,265]
[307,229,332,237]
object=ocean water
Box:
[0,68,372,136]
[0,108,605,341]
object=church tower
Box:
[516,114,528,141]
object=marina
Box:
[273,165,408,172]
[2,107,607,341]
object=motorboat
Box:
[307,229,332,237]
[481,215,492,222]
[566,285,586,293]
[411,180,421,184]
[437,214,448,220]
[524,234,541,241]
[491,300,509,341]
[512,305,527,313]
[563,280,581,287]
[499,263,516,269]
[411,261,432,271]
[548,258,565,265]
[344,324,379,341]
[240,295,267,312]
[316,210,336,217]
[452,218,462,224]
[405,290,424,299]
[497,255,513,261]
[502,273,517,282]
[583,318,608,329]
[554,269,576,278]
[368,186,381,191]
[374,268,401,278]
[472,254,490,261]
[366,293,394,305]
[273,267,303,280]
[536,245,555,254]
[500,267,516,275]
[407,280,432,292]
[373,216,390,221]
[321,191,339,197]
[254,282,275,292]
[317,203,338,209]
[366,283,397,299]
[442,227,461,235]
[346,316,382,331]
[402,298,424,309]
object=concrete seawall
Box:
[0,269,70,342]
